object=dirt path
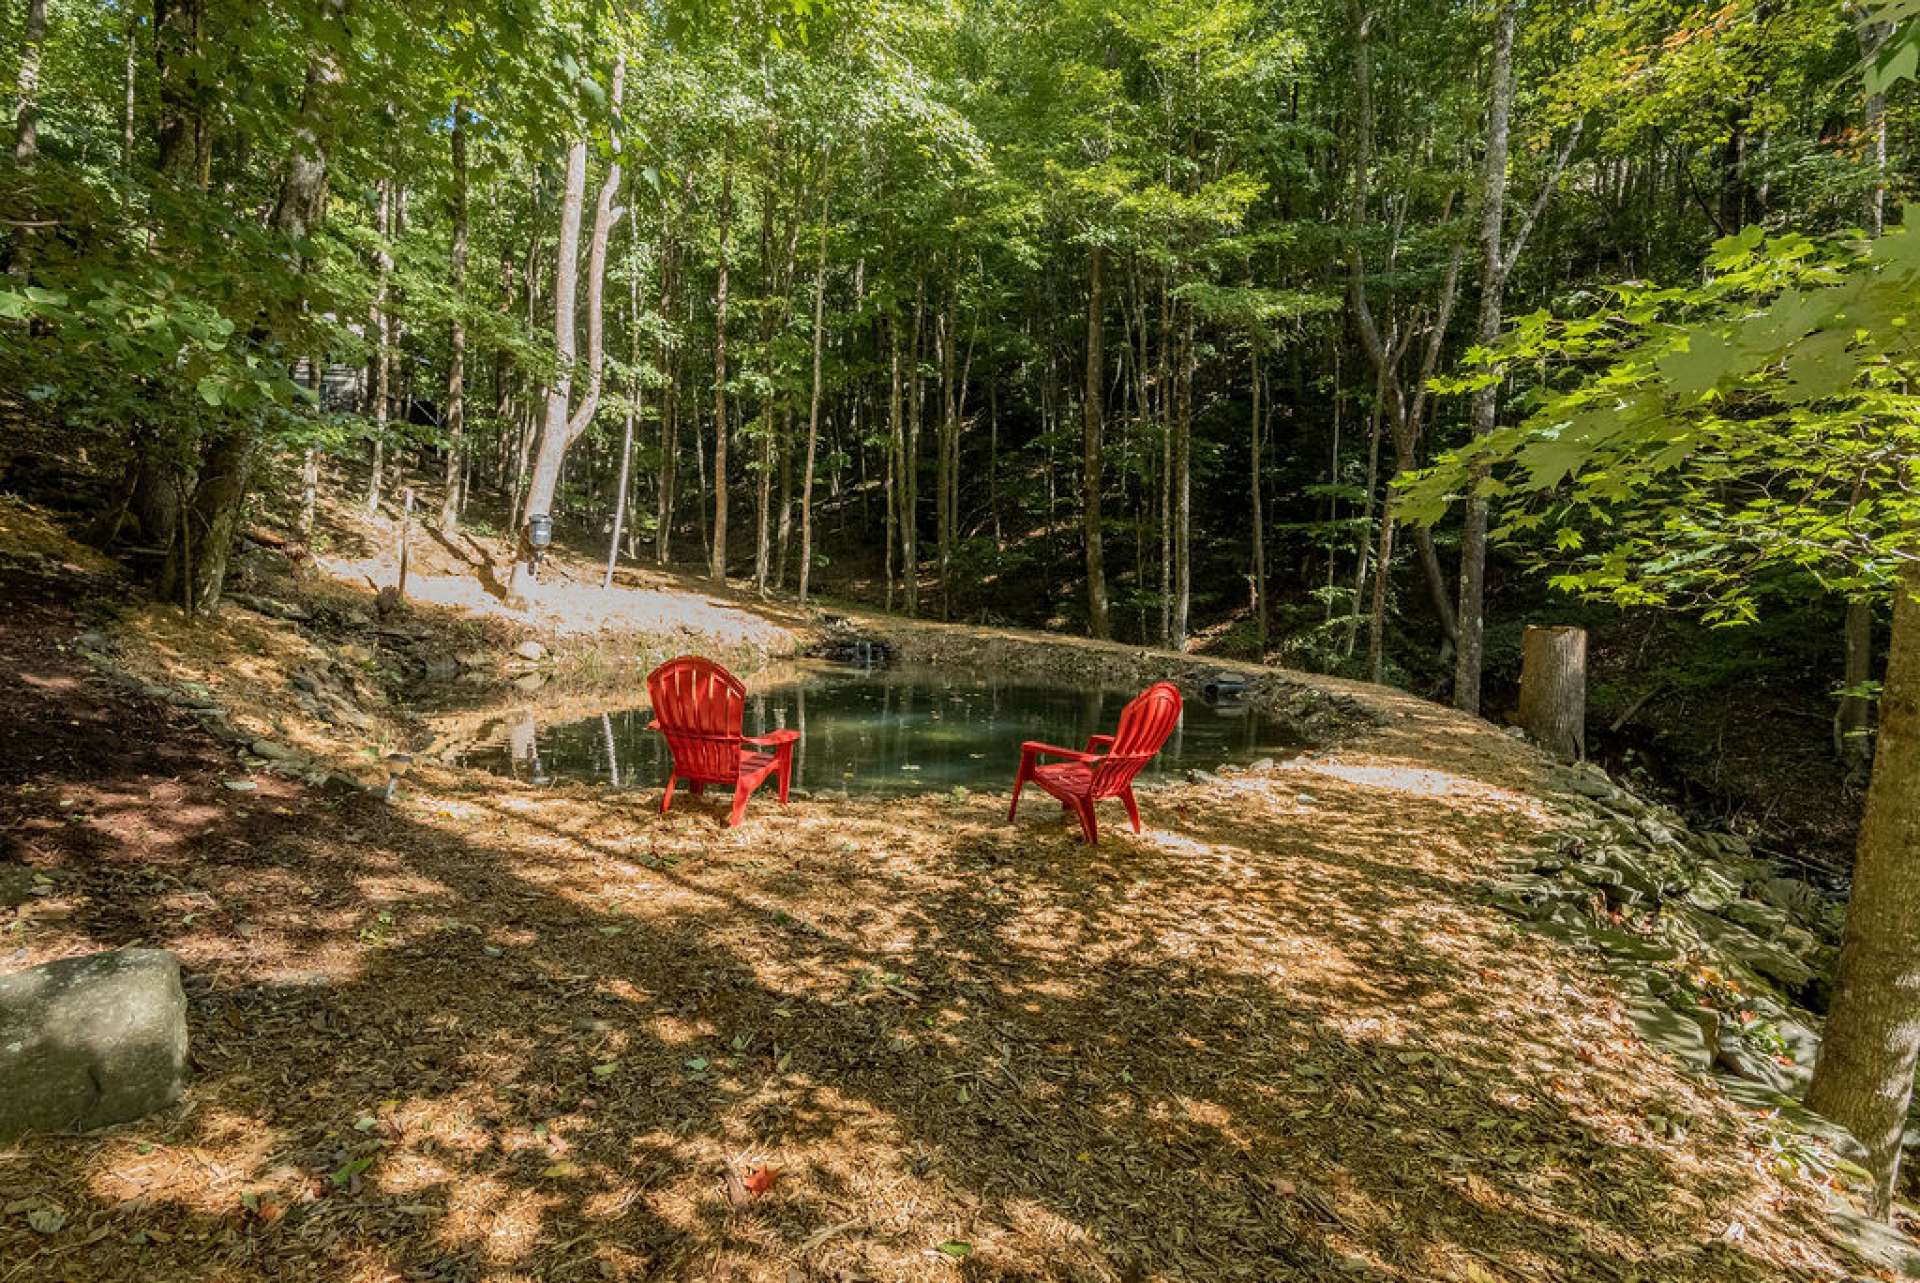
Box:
[0,543,1880,1281]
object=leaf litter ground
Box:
[0,514,1887,1283]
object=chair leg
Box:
[1121,787,1142,834]
[1008,760,1030,820]
[776,748,792,804]
[689,780,705,796]
[1073,797,1099,845]
[661,776,677,815]
[728,780,755,827]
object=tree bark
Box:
[1173,304,1193,648]
[1517,625,1586,761]
[1249,345,1266,657]
[605,209,641,589]
[366,177,393,514]
[797,178,831,604]
[709,163,733,584]
[885,317,902,611]
[440,98,468,532]
[511,57,625,601]
[1083,245,1110,639]
[12,0,47,162]
[1807,560,1920,1218]
[156,2,347,611]
[903,277,923,615]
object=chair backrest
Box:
[1090,681,1183,797]
[647,656,747,782]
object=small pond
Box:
[450,664,1304,797]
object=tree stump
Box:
[1518,625,1586,762]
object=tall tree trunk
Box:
[1083,245,1111,639]
[1157,273,1173,647]
[797,180,831,604]
[605,208,641,589]
[1807,561,1920,1218]
[1249,346,1266,657]
[710,163,733,584]
[1172,304,1193,648]
[440,98,468,532]
[885,318,902,611]
[655,229,679,565]
[1838,31,1889,772]
[157,1,346,610]
[121,7,136,175]
[1451,4,1584,710]
[154,0,207,185]
[1451,0,1517,714]
[12,0,47,162]
[903,277,923,614]
[367,177,392,514]
[511,57,625,600]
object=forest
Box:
[7,0,1920,1277]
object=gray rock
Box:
[1564,764,1616,799]
[0,949,189,1140]
[1684,864,1740,913]
[1635,815,1679,846]
[513,639,548,663]
[1623,993,1715,1073]
[1715,1040,1791,1093]
[169,682,218,709]
[249,739,301,763]
[1691,914,1816,990]
[1720,897,1793,939]
[1824,1198,1920,1279]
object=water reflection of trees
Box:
[472,673,1298,796]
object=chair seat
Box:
[1033,762,1094,794]
[682,749,777,785]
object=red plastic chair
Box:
[646,656,800,826]
[1008,681,1183,844]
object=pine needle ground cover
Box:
[0,539,1874,1281]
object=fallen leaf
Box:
[26,1207,67,1234]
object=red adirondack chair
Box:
[646,656,800,826]
[1007,681,1183,845]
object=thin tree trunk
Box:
[885,318,901,611]
[1807,561,1920,1218]
[655,228,679,565]
[440,98,468,532]
[1451,10,1582,710]
[1083,245,1110,639]
[1173,304,1193,648]
[367,177,392,514]
[903,277,923,615]
[797,178,831,604]
[605,208,641,589]
[710,163,733,584]
[1249,346,1266,657]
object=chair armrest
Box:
[745,729,801,747]
[1084,733,1115,753]
[1021,740,1097,762]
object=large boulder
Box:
[0,949,189,1140]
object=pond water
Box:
[450,665,1305,797]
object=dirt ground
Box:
[0,506,1890,1282]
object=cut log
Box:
[1518,625,1586,762]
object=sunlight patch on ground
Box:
[1291,755,1530,805]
